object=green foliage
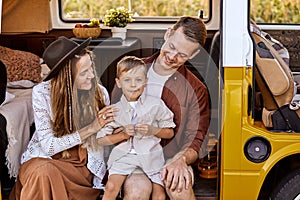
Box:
[251,0,300,23]
[102,6,134,27]
[63,0,103,18]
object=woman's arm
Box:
[97,131,129,146]
[97,124,133,146]
[78,105,116,141]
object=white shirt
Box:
[146,63,172,98]
[97,93,176,173]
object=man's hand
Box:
[161,155,191,193]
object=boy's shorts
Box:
[127,158,194,186]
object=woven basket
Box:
[72,27,101,38]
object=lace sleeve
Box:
[32,82,82,156]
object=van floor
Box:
[194,173,217,200]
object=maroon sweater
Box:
[111,52,210,160]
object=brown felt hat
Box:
[43,36,91,81]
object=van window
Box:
[60,0,210,22]
[251,0,300,24]
[61,0,300,24]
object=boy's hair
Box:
[116,56,147,78]
[172,16,207,47]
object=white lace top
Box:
[21,81,110,189]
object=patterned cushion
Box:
[0,46,42,82]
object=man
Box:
[111,16,210,200]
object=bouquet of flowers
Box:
[103,7,134,28]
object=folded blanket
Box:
[0,91,15,107]
[0,88,33,178]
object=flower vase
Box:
[111,27,127,40]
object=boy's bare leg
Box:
[152,183,166,200]
[102,174,127,200]
[165,182,195,200]
[123,174,152,200]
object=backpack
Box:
[252,28,300,132]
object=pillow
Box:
[0,46,42,82]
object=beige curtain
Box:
[1,0,52,33]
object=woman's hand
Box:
[97,105,118,128]
[78,105,117,141]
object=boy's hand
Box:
[124,124,135,136]
[135,124,160,136]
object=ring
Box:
[102,114,107,120]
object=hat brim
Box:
[43,37,91,81]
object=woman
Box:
[10,36,116,200]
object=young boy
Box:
[97,56,175,200]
